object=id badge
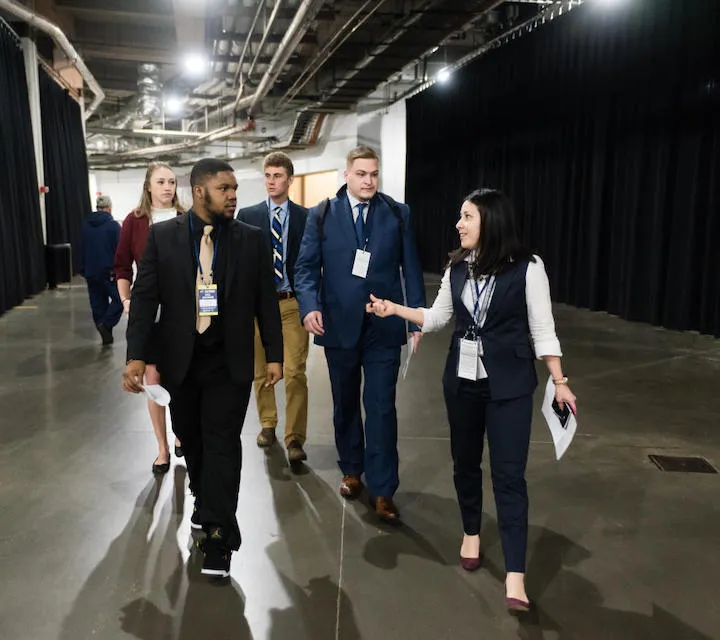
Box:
[352,249,371,278]
[198,284,219,316]
[457,338,479,380]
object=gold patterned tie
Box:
[196,225,214,334]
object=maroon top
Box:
[114,211,150,281]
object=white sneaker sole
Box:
[201,567,230,578]
[190,521,203,530]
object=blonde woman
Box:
[114,162,186,475]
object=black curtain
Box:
[0,22,46,316]
[406,0,720,337]
[39,69,91,267]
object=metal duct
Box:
[0,0,105,119]
[137,63,162,119]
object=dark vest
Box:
[442,259,538,400]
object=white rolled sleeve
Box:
[527,256,562,358]
[420,267,454,333]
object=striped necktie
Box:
[271,206,283,285]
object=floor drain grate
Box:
[648,455,718,474]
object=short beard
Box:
[203,191,231,226]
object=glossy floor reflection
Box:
[0,280,719,639]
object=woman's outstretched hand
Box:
[366,294,397,317]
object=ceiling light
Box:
[436,68,451,84]
[183,53,209,77]
[164,96,185,116]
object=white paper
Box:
[457,338,479,380]
[352,249,371,278]
[541,375,577,460]
[143,383,171,407]
[401,334,415,380]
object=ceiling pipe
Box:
[244,0,284,88]
[186,0,324,129]
[277,0,390,110]
[396,0,582,104]
[0,0,105,119]
[230,0,268,88]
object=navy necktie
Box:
[271,206,283,285]
[355,202,366,248]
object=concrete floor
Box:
[0,278,719,640]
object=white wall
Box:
[91,105,408,213]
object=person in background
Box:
[79,195,122,346]
[123,158,283,579]
[114,161,185,475]
[365,188,577,611]
[294,145,426,524]
[236,152,310,464]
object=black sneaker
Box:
[201,528,231,578]
[190,503,203,530]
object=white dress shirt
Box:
[421,255,562,361]
[347,192,369,223]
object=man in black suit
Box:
[123,158,283,579]
[236,152,310,463]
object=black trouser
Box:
[443,378,532,573]
[167,346,251,551]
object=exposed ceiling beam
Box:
[217,32,317,45]
[78,44,177,64]
[55,5,173,27]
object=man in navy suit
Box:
[237,152,310,463]
[294,145,426,523]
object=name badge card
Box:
[352,249,371,279]
[457,338,479,380]
[198,284,219,316]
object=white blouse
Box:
[151,207,177,224]
[421,255,562,360]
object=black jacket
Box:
[126,213,283,386]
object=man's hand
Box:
[122,299,131,315]
[123,360,146,393]
[409,331,423,354]
[303,310,325,336]
[264,362,283,388]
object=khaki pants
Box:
[253,296,309,444]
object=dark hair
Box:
[448,188,535,276]
[190,158,234,188]
[263,151,294,177]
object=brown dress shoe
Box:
[256,428,276,448]
[339,475,364,500]
[374,496,401,524]
[286,440,307,462]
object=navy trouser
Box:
[325,335,401,499]
[443,378,532,573]
[86,278,123,329]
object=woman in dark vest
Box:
[366,188,576,611]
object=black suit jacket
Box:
[236,200,308,291]
[126,213,283,386]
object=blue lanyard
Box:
[189,213,219,279]
[471,277,490,324]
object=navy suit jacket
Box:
[294,185,426,349]
[236,199,308,291]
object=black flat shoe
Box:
[152,457,170,474]
[175,445,184,458]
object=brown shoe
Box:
[286,440,307,463]
[256,428,277,448]
[373,496,401,524]
[339,475,364,500]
